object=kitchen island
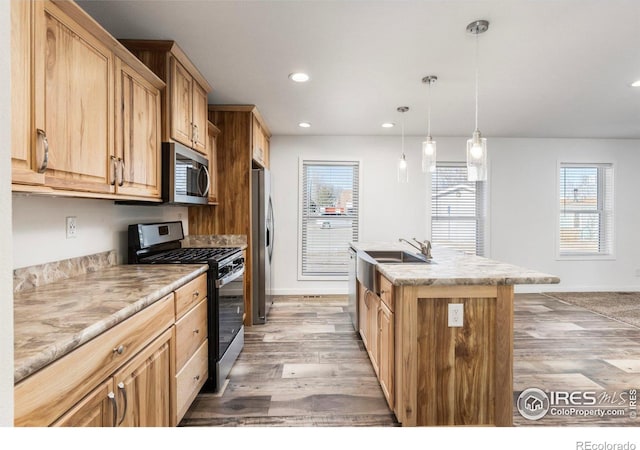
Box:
[350,242,560,426]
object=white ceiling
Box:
[76,0,640,138]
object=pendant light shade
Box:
[421,75,437,173]
[397,106,409,183]
[466,19,489,182]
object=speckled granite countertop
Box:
[351,242,560,286]
[14,264,208,384]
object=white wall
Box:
[12,195,189,269]
[0,0,13,426]
[270,135,428,295]
[489,138,640,292]
[270,135,640,295]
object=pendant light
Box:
[397,106,409,183]
[466,19,489,182]
[421,75,437,173]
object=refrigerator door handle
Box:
[267,196,274,262]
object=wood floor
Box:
[179,293,640,427]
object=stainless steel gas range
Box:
[128,221,244,393]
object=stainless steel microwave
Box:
[162,142,209,205]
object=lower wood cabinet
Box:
[112,328,173,427]
[52,380,115,427]
[15,273,209,427]
[357,275,395,410]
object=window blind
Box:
[300,161,360,277]
[431,163,486,256]
[559,163,614,256]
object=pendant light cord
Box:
[401,111,405,157]
[427,82,432,137]
[474,32,479,132]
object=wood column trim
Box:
[494,285,514,426]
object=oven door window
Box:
[218,270,245,357]
[175,155,208,198]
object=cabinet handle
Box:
[110,156,117,185]
[113,345,124,355]
[193,290,200,299]
[193,123,199,142]
[107,391,118,427]
[117,382,128,426]
[36,129,49,173]
[118,158,125,187]
[193,328,199,335]
[194,375,200,382]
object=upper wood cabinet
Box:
[207,122,220,205]
[119,40,212,155]
[252,114,271,169]
[114,58,162,199]
[11,0,44,186]
[10,0,165,201]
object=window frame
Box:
[556,161,615,261]
[297,158,361,281]
[430,161,487,257]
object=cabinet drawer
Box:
[175,339,208,423]
[379,274,394,312]
[15,294,174,426]
[175,273,207,319]
[175,298,207,370]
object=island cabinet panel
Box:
[395,285,514,427]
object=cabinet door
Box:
[34,1,114,194]
[367,291,380,375]
[252,115,265,166]
[170,57,194,148]
[207,122,219,204]
[378,301,395,409]
[52,380,116,427]
[115,59,162,199]
[113,328,172,427]
[358,284,369,348]
[11,0,45,186]
[191,81,208,154]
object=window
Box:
[299,160,360,278]
[559,163,614,257]
[431,163,486,256]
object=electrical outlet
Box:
[66,216,77,239]
[448,303,463,327]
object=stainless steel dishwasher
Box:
[347,246,358,331]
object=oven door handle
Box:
[216,266,245,288]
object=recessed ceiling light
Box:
[298,122,311,128]
[289,72,310,83]
[631,80,640,87]
[381,122,395,128]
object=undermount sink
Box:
[356,248,434,293]
[364,250,433,264]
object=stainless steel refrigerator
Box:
[252,168,274,324]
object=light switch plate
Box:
[448,303,463,327]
